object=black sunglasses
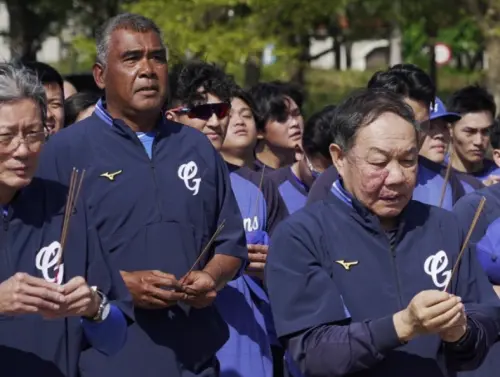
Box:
[173,103,231,120]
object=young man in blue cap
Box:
[420,97,484,193]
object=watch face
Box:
[101,303,111,321]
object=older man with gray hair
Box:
[0,62,132,376]
[36,13,247,377]
[266,88,500,377]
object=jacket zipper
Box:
[149,136,163,221]
[3,209,11,274]
[389,242,404,309]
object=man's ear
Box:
[93,63,105,90]
[166,110,178,121]
[329,143,345,177]
[493,149,500,168]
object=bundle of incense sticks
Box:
[443,196,486,292]
[180,219,226,285]
[57,168,86,272]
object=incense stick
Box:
[443,196,486,292]
[438,150,454,208]
[180,219,226,284]
[57,168,86,272]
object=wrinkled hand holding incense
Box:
[443,196,486,292]
[180,219,226,286]
[57,168,86,275]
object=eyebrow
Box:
[120,48,166,59]
[368,146,418,155]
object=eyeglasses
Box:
[172,103,231,120]
[0,131,47,152]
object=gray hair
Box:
[0,62,47,127]
[96,13,165,66]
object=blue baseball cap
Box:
[430,97,461,122]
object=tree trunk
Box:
[5,1,40,62]
[485,34,500,112]
[244,54,261,88]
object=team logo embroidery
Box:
[100,170,123,181]
[335,260,359,271]
[243,216,259,232]
[424,250,451,289]
[35,241,64,285]
[178,161,201,195]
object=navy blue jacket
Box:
[266,180,500,377]
[36,110,247,377]
[453,183,500,377]
[0,178,133,377]
[307,157,465,210]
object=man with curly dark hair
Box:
[167,61,289,377]
[167,60,234,150]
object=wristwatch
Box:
[86,286,110,323]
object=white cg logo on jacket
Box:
[178,161,201,196]
[424,250,451,289]
[35,241,64,285]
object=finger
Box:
[424,303,464,330]
[247,245,269,254]
[438,311,466,331]
[424,296,461,319]
[17,273,64,293]
[246,263,266,272]
[21,284,66,305]
[419,291,454,307]
[146,275,183,291]
[150,270,179,281]
[11,303,42,315]
[248,253,267,263]
[147,284,187,302]
[20,294,63,311]
[183,283,215,296]
[62,276,86,295]
[65,286,91,306]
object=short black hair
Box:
[168,60,235,108]
[447,85,496,118]
[249,81,304,132]
[64,91,100,126]
[331,88,417,152]
[302,104,337,160]
[23,61,63,91]
[491,119,500,149]
[231,86,259,121]
[367,63,435,108]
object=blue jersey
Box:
[269,166,309,214]
[216,164,288,377]
[36,100,247,377]
[267,180,500,377]
[0,178,132,377]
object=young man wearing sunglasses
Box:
[168,62,289,377]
